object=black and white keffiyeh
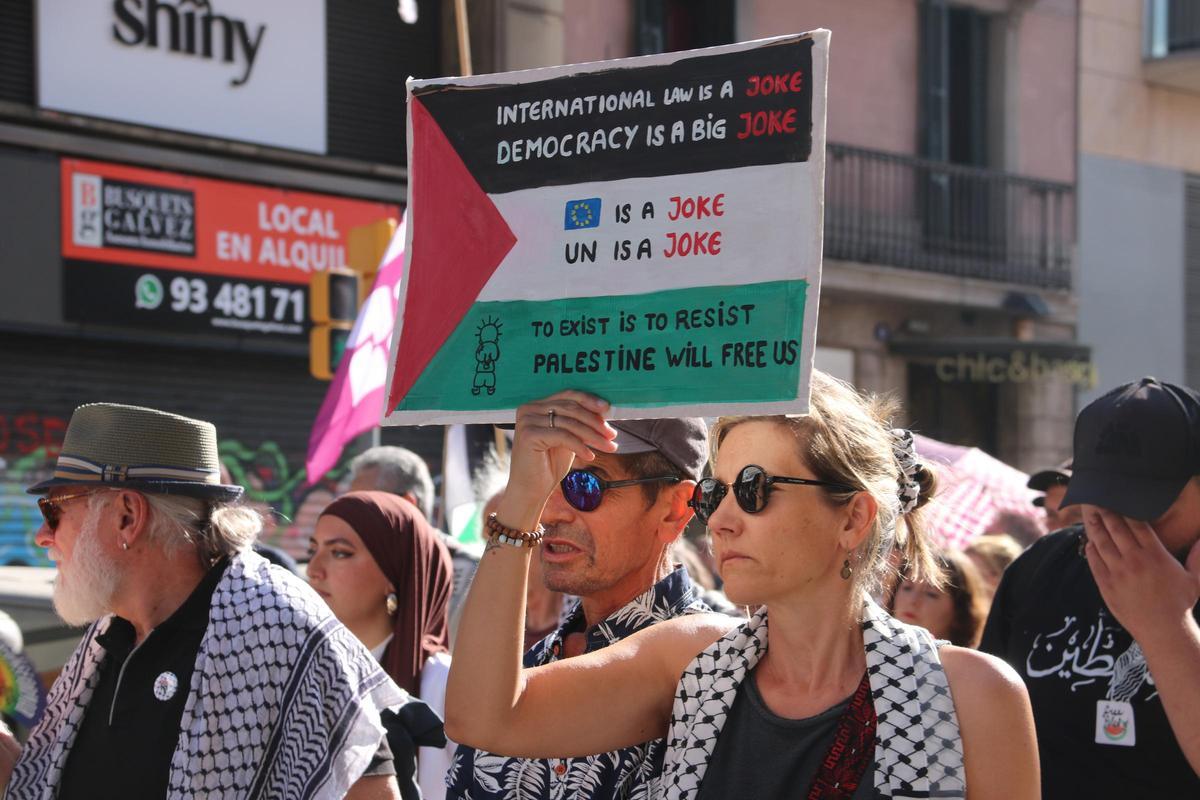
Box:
[6,550,406,800]
[660,600,965,799]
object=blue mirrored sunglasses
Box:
[560,469,681,512]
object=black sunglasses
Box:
[688,465,856,525]
[560,469,681,512]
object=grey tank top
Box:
[694,668,883,800]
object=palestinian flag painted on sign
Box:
[385,31,829,424]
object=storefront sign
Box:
[61,158,398,339]
[37,0,325,152]
[111,0,266,87]
[935,351,1096,388]
[64,262,310,337]
[385,31,830,424]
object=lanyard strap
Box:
[807,671,877,800]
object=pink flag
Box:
[305,216,407,484]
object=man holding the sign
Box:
[446,395,712,800]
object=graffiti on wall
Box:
[0,411,345,566]
[0,412,69,565]
[0,413,66,459]
[218,439,349,560]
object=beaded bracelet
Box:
[485,513,545,548]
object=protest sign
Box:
[385,30,829,424]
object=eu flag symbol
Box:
[564,198,602,230]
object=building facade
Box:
[463,0,1083,469]
[0,0,447,565]
[1077,0,1200,402]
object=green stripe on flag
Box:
[456,509,484,546]
[395,279,808,412]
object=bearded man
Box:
[0,403,405,799]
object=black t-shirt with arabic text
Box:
[980,526,1200,798]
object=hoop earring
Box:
[385,592,399,616]
[840,558,852,580]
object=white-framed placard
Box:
[385,30,829,424]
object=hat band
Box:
[53,454,220,485]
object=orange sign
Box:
[61,158,399,285]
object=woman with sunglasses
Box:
[446,373,1039,799]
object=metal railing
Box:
[824,143,1075,290]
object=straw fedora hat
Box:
[27,403,243,502]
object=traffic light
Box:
[347,218,398,285]
[309,324,353,381]
[310,269,360,324]
[309,269,358,380]
[308,218,399,381]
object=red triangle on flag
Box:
[388,96,518,413]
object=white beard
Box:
[52,506,122,626]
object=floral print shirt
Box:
[445,566,710,800]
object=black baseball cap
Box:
[610,418,709,482]
[1061,377,1200,520]
[1027,459,1072,492]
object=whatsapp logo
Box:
[135,274,164,310]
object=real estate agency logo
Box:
[71,173,103,248]
[71,171,197,257]
[111,0,267,87]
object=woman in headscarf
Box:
[308,490,455,800]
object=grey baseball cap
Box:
[610,418,709,482]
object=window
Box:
[919,1,994,167]
[918,1,1007,259]
[635,0,734,56]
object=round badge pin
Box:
[153,671,179,702]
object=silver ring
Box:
[548,409,556,428]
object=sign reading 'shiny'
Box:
[384,31,830,425]
[35,0,325,153]
[111,0,267,87]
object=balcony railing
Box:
[824,143,1075,290]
